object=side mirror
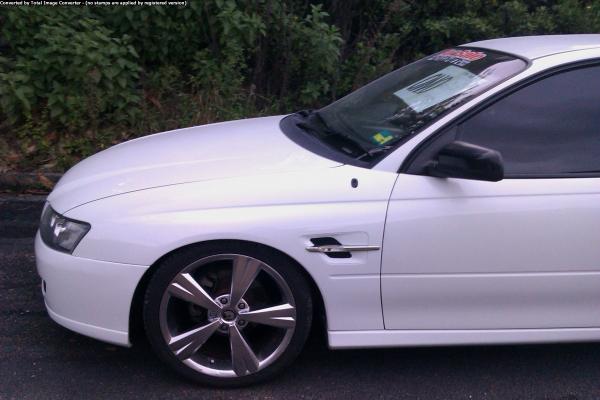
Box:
[427,141,504,182]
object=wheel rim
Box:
[159,254,297,378]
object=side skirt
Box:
[328,328,600,349]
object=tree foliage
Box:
[0,0,599,171]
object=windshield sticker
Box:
[428,49,486,66]
[371,130,395,145]
[393,65,482,113]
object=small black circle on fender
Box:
[351,178,358,188]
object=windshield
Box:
[308,48,527,162]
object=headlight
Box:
[40,204,90,253]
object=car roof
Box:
[461,34,600,60]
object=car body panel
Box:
[35,233,146,346]
[48,116,340,213]
[329,328,600,349]
[65,164,398,331]
[382,174,600,330]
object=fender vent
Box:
[309,237,351,258]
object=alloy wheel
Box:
[158,254,297,378]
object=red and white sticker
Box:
[428,49,487,66]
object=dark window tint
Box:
[458,65,600,176]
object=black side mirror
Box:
[427,141,504,182]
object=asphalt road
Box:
[2,195,600,399]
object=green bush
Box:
[0,0,599,173]
[0,12,140,130]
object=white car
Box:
[36,35,600,386]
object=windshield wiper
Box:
[296,110,394,161]
[356,145,394,161]
[295,109,336,137]
[296,110,379,158]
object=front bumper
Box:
[35,233,149,346]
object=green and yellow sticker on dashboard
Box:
[371,130,394,145]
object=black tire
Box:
[143,241,313,387]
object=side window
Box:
[457,64,600,177]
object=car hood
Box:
[48,115,341,213]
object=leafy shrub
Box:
[0,11,140,130]
[1,0,600,173]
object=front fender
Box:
[65,166,397,330]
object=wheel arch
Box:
[129,239,326,345]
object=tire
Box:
[143,241,313,387]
